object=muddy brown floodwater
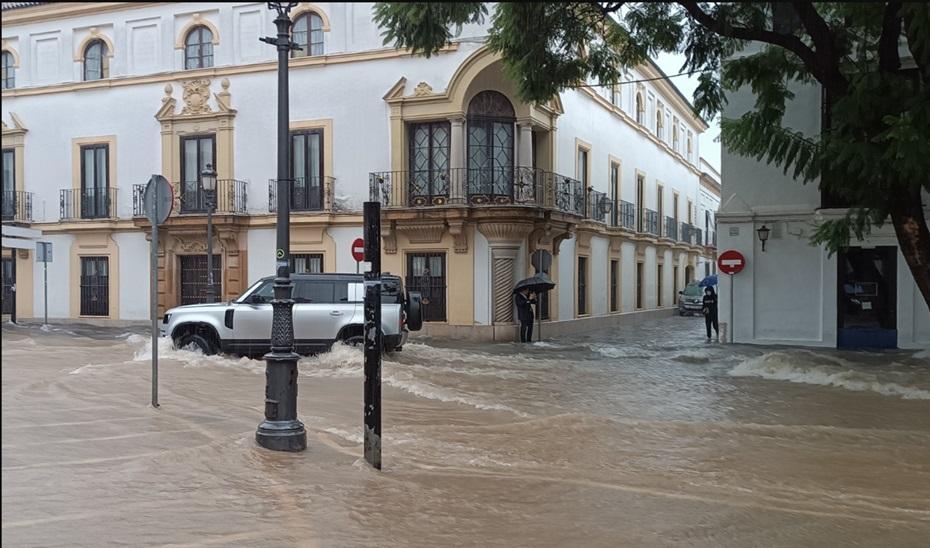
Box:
[2,318,930,547]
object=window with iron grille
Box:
[406,253,446,322]
[292,12,324,57]
[80,256,109,316]
[290,253,323,274]
[577,256,588,316]
[291,129,324,211]
[636,262,644,309]
[1,51,14,89]
[179,255,222,305]
[2,148,14,221]
[408,122,450,204]
[184,26,214,69]
[80,144,109,219]
[610,259,619,312]
[467,91,515,200]
[83,39,108,81]
[657,264,663,307]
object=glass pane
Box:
[412,256,426,277]
[201,28,213,44]
[292,134,306,179]
[429,256,442,277]
[83,149,95,190]
[2,150,12,192]
[98,258,108,276]
[296,281,334,303]
[183,139,198,182]
[309,133,321,178]
[200,137,214,172]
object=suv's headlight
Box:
[163,313,171,324]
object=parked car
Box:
[161,273,422,356]
[677,282,705,316]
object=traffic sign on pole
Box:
[717,250,746,275]
[352,238,366,263]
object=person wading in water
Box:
[703,286,719,342]
[514,288,536,343]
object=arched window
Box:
[656,109,664,139]
[635,93,644,124]
[687,134,693,157]
[292,12,324,57]
[83,40,108,81]
[466,90,516,202]
[1,51,14,89]
[672,124,680,151]
[184,26,214,69]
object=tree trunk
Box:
[890,188,930,311]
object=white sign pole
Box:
[729,273,734,344]
[43,254,48,327]
[151,183,160,409]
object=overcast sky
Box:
[655,52,721,172]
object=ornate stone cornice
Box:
[381,221,398,254]
[397,221,446,244]
[447,220,469,253]
[477,221,534,245]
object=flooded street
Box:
[3,317,929,547]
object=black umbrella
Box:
[513,273,556,343]
[513,272,556,294]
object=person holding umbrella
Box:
[514,287,537,343]
[702,285,719,342]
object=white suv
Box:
[161,273,422,356]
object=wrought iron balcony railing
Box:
[665,216,678,240]
[369,167,585,216]
[132,179,248,217]
[643,209,659,236]
[1,190,33,223]
[586,189,611,223]
[61,187,117,220]
[681,222,698,244]
[268,176,335,213]
[619,200,635,230]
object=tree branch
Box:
[790,1,849,93]
[878,1,903,73]
[679,1,822,76]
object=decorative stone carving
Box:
[181,79,212,115]
[551,228,575,256]
[17,249,29,259]
[214,78,234,112]
[575,230,594,250]
[448,221,468,254]
[398,222,446,244]
[477,221,533,245]
[413,81,433,96]
[381,222,397,254]
[609,236,623,253]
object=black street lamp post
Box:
[256,1,306,452]
[201,163,217,304]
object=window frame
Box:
[83,39,109,81]
[79,256,110,316]
[577,255,589,316]
[290,129,325,211]
[291,12,324,57]
[1,50,15,89]
[184,25,214,70]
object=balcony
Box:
[586,190,611,224]
[680,222,704,246]
[618,200,635,230]
[665,216,678,240]
[1,190,33,223]
[643,209,659,236]
[268,176,335,213]
[60,188,117,220]
[132,180,248,217]
[369,167,585,216]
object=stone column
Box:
[449,116,466,203]
[517,122,533,168]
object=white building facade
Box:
[2,2,714,338]
[718,50,929,349]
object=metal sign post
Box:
[144,175,173,408]
[717,250,746,344]
[36,241,52,326]
[363,202,382,470]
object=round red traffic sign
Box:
[717,250,746,275]
[351,238,365,262]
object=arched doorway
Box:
[467,90,515,204]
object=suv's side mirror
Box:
[249,294,265,304]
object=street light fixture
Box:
[201,163,217,303]
[256,1,307,452]
[757,224,771,252]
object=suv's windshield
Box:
[683,284,703,297]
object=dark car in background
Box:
[678,282,704,316]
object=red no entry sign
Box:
[718,250,746,275]
[352,238,365,262]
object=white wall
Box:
[557,236,575,320]
[31,233,73,319]
[590,236,608,316]
[620,242,636,313]
[326,226,366,273]
[473,229,490,325]
[114,231,150,320]
[246,228,275,285]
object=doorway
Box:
[837,247,897,348]
[406,252,447,322]
[2,257,13,317]
[179,254,222,305]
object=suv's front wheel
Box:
[176,332,217,355]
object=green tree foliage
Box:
[374,2,930,308]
